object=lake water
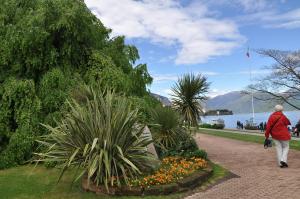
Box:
[201,111,300,128]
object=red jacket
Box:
[265,111,291,140]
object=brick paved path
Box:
[185,133,300,199]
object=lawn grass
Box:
[0,163,228,199]
[198,129,300,150]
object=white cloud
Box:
[85,0,245,65]
[152,71,219,83]
[152,74,178,82]
[266,8,300,29]
[238,8,300,29]
[235,69,271,75]
[201,71,219,76]
[158,55,176,63]
[153,88,235,98]
[162,89,173,97]
[205,0,270,13]
[235,0,269,12]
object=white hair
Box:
[274,104,283,112]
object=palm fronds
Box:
[149,106,186,150]
[171,73,210,127]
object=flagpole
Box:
[251,73,255,120]
[247,47,255,121]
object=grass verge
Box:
[198,129,300,150]
[0,163,229,199]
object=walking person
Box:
[237,120,240,129]
[259,122,264,132]
[294,120,300,137]
[265,105,291,168]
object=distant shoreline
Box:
[201,111,300,129]
[204,109,233,116]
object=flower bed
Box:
[130,156,207,187]
[82,156,212,196]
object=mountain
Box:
[205,91,300,114]
[151,93,172,107]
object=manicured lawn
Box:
[0,163,228,199]
[198,129,300,150]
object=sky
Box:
[85,0,300,98]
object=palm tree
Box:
[171,73,210,127]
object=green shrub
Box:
[128,95,160,124]
[0,78,40,169]
[39,68,77,115]
[199,123,225,129]
[84,64,131,94]
[0,132,35,169]
[182,149,208,159]
[149,106,201,159]
[160,135,200,158]
[149,106,187,150]
[35,88,157,191]
[0,152,16,169]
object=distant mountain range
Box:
[205,91,300,114]
[151,91,300,114]
[151,93,172,107]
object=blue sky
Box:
[85,0,300,97]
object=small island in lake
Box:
[204,109,233,116]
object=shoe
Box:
[280,161,288,168]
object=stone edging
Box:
[81,164,213,196]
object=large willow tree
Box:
[0,0,153,168]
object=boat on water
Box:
[211,118,225,125]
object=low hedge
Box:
[199,123,225,129]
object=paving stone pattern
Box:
[185,134,300,199]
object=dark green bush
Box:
[0,132,35,169]
[0,152,17,169]
[182,149,208,159]
[149,105,202,159]
[162,149,207,160]
[39,68,77,115]
[128,95,160,124]
[149,106,186,150]
[158,133,200,158]
[0,79,40,168]
[199,123,225,129]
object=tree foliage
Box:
[247,50,300,110]
[0,0,153,168]
[0,78,40,168]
